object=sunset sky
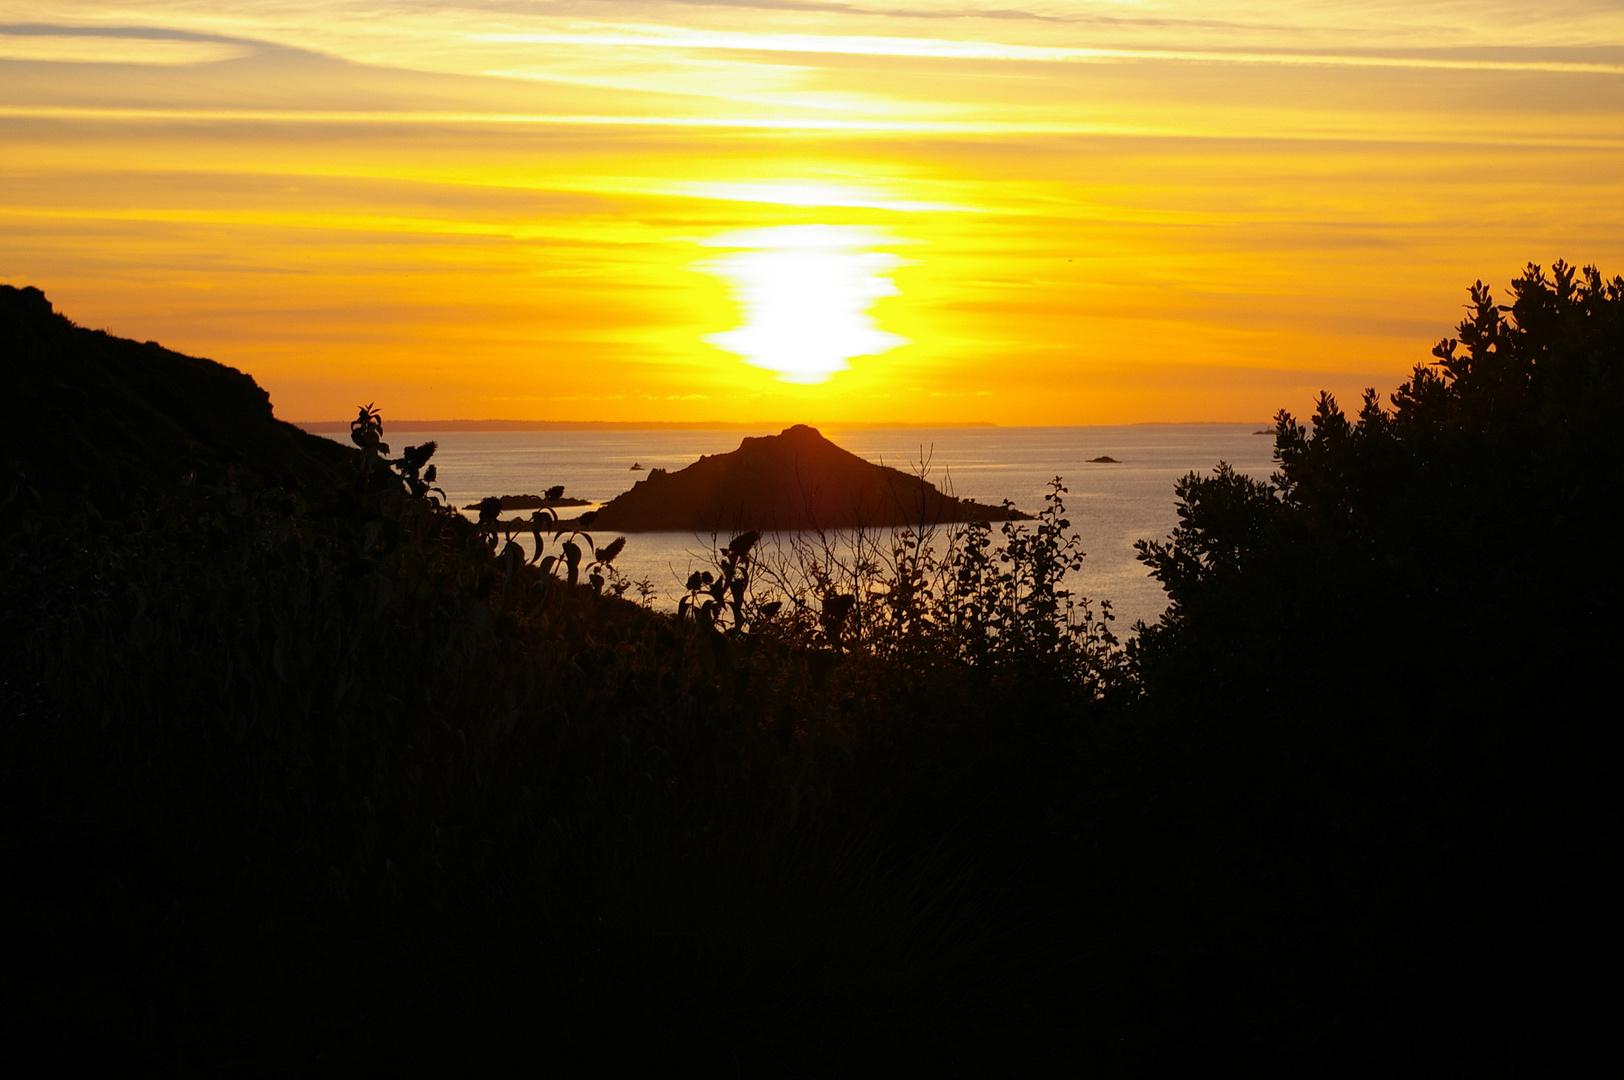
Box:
[3,2,1621,423]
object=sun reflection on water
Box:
[698,224,911,384]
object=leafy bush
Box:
[1094,262,1623,1066]
[1134,260,1623,702]
[727,479,1122,693]
[6,263,1615,1068]
[3,395,1119,1068]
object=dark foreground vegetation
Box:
[2,265,1618,1071]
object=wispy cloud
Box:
[474,25,1624,74]
[5,105,1619,150]
[4,1,1622,423]
[0,26,250,64]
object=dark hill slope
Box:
[1,285,351,507]
[591,424,1029,533]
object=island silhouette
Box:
[463,488,589,512]
[582,424,1029,533]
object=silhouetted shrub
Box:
[1084,262,1624,1066]
[5,264,1615,1070]
[2,382,1113,1068]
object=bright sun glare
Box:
[698,225,911,384]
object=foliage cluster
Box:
[4,389,1114,1068]
[1101,262,1622,1061]
[685,480,1122,687]
[1137,260,1623,692]
[3,263,1617,1069]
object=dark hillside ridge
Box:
[1,285,351,505]
[590,423,1030,532]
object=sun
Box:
[697,225,911,384]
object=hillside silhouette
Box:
[590,423,1028,532]
[0,285,349,508]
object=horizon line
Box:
[294,419,1271,433]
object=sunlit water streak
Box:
[321,425,1277,632]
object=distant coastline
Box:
[293,419,1000,433]
[294,419,1265,433]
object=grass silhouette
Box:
[3,265,1618,1070]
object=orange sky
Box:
[3,3,1622,423]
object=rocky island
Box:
[582,424,1029,533]
[464,489,590,512]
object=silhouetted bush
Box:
[4,266,1616,1070]
[1075,262,1623,1067]
[2,362,1116,1069]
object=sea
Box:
[316,425,1277,633]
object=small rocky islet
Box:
[541,424,1029,533]
[464,493,590,511]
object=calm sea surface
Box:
[319,425,1276,632]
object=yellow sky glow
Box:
[699,225,912,383]
[3,2,1622,423]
